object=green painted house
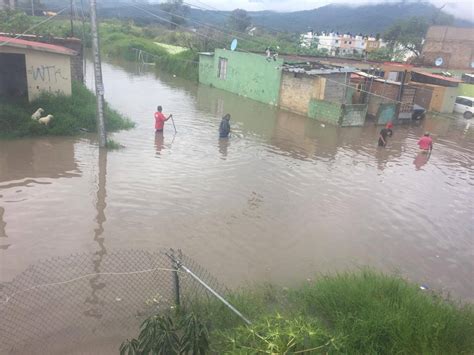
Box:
[199,49,284,106]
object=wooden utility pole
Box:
[89,0,107,148]
[31,0,34,16]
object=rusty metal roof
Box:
[0,36,77,56]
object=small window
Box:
[335,40,339,43]
[344,41,347,44]
[349,41,352,44]
[218,57,228,80]
[455,97,464,104]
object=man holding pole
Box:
[154,105,173,133]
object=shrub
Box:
[214,315,344,354]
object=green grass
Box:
[106,138,123,150]
[0,82,134,139]
[100,24,199,81]
[188,270,474,354]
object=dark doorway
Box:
[0,53,28,99]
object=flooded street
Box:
[1,59,473,301]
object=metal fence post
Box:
[171,250,181,307]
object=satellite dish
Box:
[230,39,238,51]
[435,57,444,66]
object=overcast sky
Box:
[183,0,474,21]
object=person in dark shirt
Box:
[219,114,231,138]
[378,121,394,147]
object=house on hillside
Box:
[0,36,77,101]
[421,26,474,70]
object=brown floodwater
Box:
[1,59,473,306]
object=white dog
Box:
[31,108,44,120]
[38,114,54,126]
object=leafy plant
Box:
[120,311,209,355]
[215,314,344,354]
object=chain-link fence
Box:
[0,249,229,354]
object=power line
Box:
[184,0,288,36]
[137,2,270,51]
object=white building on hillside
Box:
[300,31,316,48]
[317,32,340,55]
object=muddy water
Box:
[1,60,473,302]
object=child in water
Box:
[219,114,231,138]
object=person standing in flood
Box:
[418,132,433,153]
[378,122,393,147]
[219,114,231,138]
[154,106,172,132]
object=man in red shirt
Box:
[417,132,433,152]
[154,106,172,132]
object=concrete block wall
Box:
[279,72,323,116]
[308,98,342,125]
[323,73,348,103]
[6,35,84,82]
[367,81,400,117]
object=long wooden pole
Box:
[89,0,107,148]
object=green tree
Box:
[0,10,32,33]
[228,9,251,32]
[160,0,190,30]
[383,17,429,57]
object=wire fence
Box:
[0,249,229,355]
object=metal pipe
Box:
[165,252,251,325]
[180,263,252,325]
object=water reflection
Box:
[218,138,229,159]
[0,207,9,249]
[0,137,80,184]
[154,131,165,156]
[413,152,431,170]
[84,148,108,319]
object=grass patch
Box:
[186,270,474,354]
[106,138,123,150]
[100,23,199,81]
[0,82,134,139]
[291,270,474,354]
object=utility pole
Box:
[70,0,74,37]
[31,0,34,16]
[89,0,107,148]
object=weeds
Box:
[0,82,134,139]
[292,270,474,354]
[106,139,123,150]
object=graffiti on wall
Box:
[28,65,68,84]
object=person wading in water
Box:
[418,132,433,153]
[219,114,231,138]
[154,106,172,132]
[378,122,393,147]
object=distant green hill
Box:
[23,0,473,34]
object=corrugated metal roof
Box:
[284,67,354,75]
[412,70,462,83]
[0,36,77,56]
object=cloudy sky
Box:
[184,0,474,21]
